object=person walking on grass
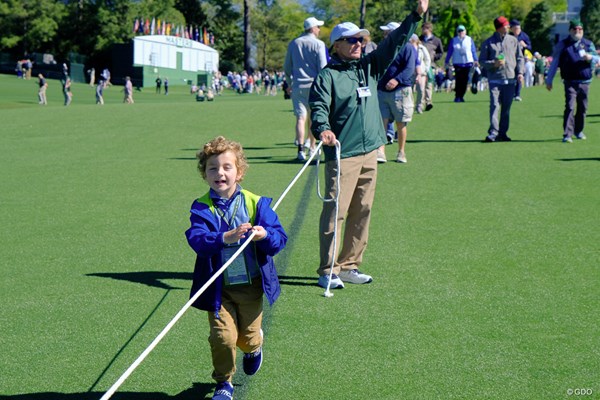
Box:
[37,74,48,105]
[309,0,429,290]
[283,16,328,161]
[185,136,287,400]
[445,24,478,103]
[377,34,420,164]
[155,76,162,94]
[545,19,599,143]
[62,76,73,106]
[509,20,532,102]
[123,76,134,104]
[419,22,444,111]
[479,16,524,143]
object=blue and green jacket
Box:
[185,189,287,312]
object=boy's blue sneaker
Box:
[243,347,263,375]
[212,381,234,400]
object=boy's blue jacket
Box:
[185,190,287,312]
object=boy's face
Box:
[205,150,241,198]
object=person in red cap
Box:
[479,16,524,142]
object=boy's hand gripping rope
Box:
[99,139,341,400]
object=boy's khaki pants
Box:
[318,149,378,275]
[207,278,263,383]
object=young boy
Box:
[185,136,287,400]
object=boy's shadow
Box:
[0,383,214,400]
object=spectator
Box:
[534,52,545,85]
[88,67,96,86]
[96,77,106,105]
[38,74,48,105]
[124,76,134,104]
[545,19,599,143]
[480,16,524,142]
[509,20,532,101]
[377,34,420,164]
[419,22,444,111]
[415,35,431,113]
[309,0,428,290]
[445,25,478,102]
[62,76,73,106]
[164,77,169,95]
[155,76,162,94]
[377,21,401,150]
[284,16,328,161]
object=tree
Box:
[253,0,303,70]
[0,0,66,55]
[434,0,480,45]
[201,0,244,72]
[524,1,553,55]
[581,0,600,44]
[243,0,251,71]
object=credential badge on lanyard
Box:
[215,195,252,286]
[357,86,372,98]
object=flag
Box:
[194,26,200,41]
[144,19,150,35]
[166,23,171,36]
[203,27,208,45]
[157,19,161,35]
[150,18,155,35]
[138,18,144,34]
[133,18,139,34]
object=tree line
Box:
[1,0,597,73]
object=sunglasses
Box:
[338,37,364,44]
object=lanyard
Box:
[214,194,242,228]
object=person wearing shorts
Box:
[377,34,420,163]
[284,16,328,161]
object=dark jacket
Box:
[420,34,444,65]
[378,44,418,91]
[309,11,422,161]
[185,190,287,312]
[559,37,595,81]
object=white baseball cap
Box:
[304,17,324,30]
[380,22,400,31]
[330,22,370,43]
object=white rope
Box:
[99,139,332,400]
[315,141,341,297]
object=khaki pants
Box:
[207,278,263,383]
[318,150,377,275]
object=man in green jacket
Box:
[309,0,429,290]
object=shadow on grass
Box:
[0,382,217,400]
[556,157,600,162]
[408,138,561,144]
[88,271,316,289]
[278,274,319,287]
[87,272,191,290]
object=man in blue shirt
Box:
[378,34,420,163]
[546,19,599,143]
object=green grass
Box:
[1,73,599,400]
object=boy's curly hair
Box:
[196,136,248,181]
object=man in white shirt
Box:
[284,17,328,161]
